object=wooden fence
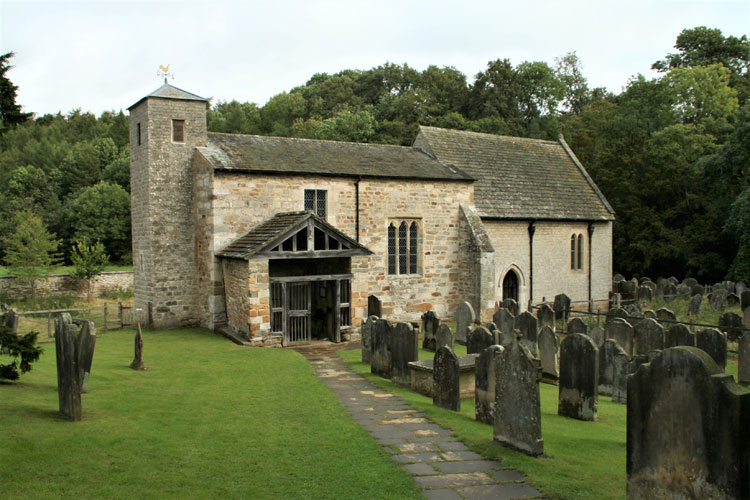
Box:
[16,302,135,337]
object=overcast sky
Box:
[1,0,748,116]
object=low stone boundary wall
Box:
[0,271,133,300]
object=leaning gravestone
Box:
[536,303,555,332]
[1,308,19,333]
[695,328,727,370]
[493,308,516,347]
[391,322,419,386]
[741,290,750,312]
[664,323,694,348]
[739,334,750,386]
[553,293,571,321]
[433,345,460,411]
[606,317,634,357]
[499,298,520,317]
[435,324,453,350]
[54,314,97,420]
[709,289,728,312]
[599,339,627,396]
[360,315,378,364]
[627,347,750,499]
[687,294,703,317]
[475,344,503,425]
[558,333,599,421]
[467,325,495,355]
[455,301,475,345]
[633,318,664,356]
[655,307,676,323]
[515,311,538,356]
[589,326,605,348]
[367,294,382,318]
[718,311,743,341]
[494,340,543,456]
[567,317,588,335]
[370,319,394,378]
[73,319,96,394]
[421,310,440,351]
[130,322,146,370]
[538,326,559,380]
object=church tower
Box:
[128,84,207,328]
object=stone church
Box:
[128,83,614,345]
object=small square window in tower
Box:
[172,119,185,143]
[304,189,327,219]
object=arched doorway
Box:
[502,271,519,302]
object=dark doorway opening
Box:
[502,271,519,302]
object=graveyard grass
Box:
[0,328,422,500]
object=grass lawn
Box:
[1,329,422,500]
[339,348,748,500]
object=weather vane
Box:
[157,64,174,84]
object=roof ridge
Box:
[419,125,560,146]
[207,131,417,151]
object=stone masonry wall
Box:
[0,272,133,299]
[222,258,250,336]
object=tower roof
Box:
[127,83,207,110]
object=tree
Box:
[70,238,108,301]
[0,52,31,133]
[554,52,592,114]
[2,210,60,301]
[0,327,42,381]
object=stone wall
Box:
[222,258,250,336]
[0,272,133,299]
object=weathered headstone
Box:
[73,319,96,394]
[494,340,543,456]
[739,334,750,386]
[606,317,634,357]
[485,322,497,334]
[455,301,475,345]
[54,314,82,421]
[130,323,146,370]
[515,311,538,356]
[420,310,440,351]
[613,273,625,283]
[536,303,555,332]
[695,328,727,370]
[664,323,694,348]
[370,319,394,378]
[567,317,588,335]
[538,326,559,380]
[663,283,678,302]
[655,307,676,323]
[687,294,703,317]
[709,289,728,311]
[361,315,378,364]
[619,279,637,300]
[691,284,704,297]
[676,284,691,301]
[589,326,605,348]
[741,290,750,312]
[627,347,750,499]
[1,308,18,333]
[736,282,747,296]
[475,344,503,424]
[435,324,453,350]
[718,311,743,341]
[727,293,740,307]
[637,286,653,305]
[633,318,664,356]
[558,333,599,421]
[499,298,520,317]
[683,277,698,288]
[606,307,629,324]
[433,346,460,411]
[553,293,571,321]
[367,294,382,318]
[467,325,495,355]
[745,307,750,328]
[599,339,627,396]
[493,308,515,347]
[392,322,419,386]
[643,309,656,320]
[611,353,646,404]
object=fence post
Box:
[48,311,52,337]
[119,302,123,329]
[597,309,601,327]
[103,303,108,332]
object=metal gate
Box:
[285,282,311,345]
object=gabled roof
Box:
[216,211,372,260]
[128,83,208,110]
[198,132,473,182]
[415,126,614,221]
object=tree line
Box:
[1,26,748,284]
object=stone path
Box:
[295,342,544,500]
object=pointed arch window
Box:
[387,219,421,275]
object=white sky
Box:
[1,0,748,116]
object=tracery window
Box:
[388,219,420,275]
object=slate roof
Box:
[416,126,614,221]
[128,83,207,110]
[216,211,372,260]
[199,132,473,181]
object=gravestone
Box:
[367,295,382,318]
[515,311,538,356]
[611,352,640,404]
[360,315,378,364]
[633,318,664,356]
[643,309,656,320]
[691,284,704,297]
[623,304,643,320]
[639,276,652,285]
[493,308,516,347]
[589,326,605,348]
[475,344,503,424]
[709,289,728,311]
[467,326,495,355]
[718,311,743,341]
[662,283,678,302]
[494,340,544,456]
[433,346,460,411]
[745,307,750,328]
[599,339,626,396]
[741,291,750,312]
[370,319,394,378]
[619,280,637,300]
[654,281,665,300]
[687,294,703,317]
[553,293,571,321]
[391,322,419,386]
[683,277,698,288]
[1,308,18,333]
[485,322,497,334]
[455,301,475,345]
[54,314,96,420]
[499,298,520,317]
[613,273,625,283]
[606,317,634,357]
[637,286,653,304]
[695,328,727,370]
[421,311,440,351]
[739,334,750,386]
[736,282,747,296]
[130,323,146,370]
[567,317,588,335]
[538,326,559,380]
[676,284,691,301]
[655,307,675,323]
[606,307,629,324]
[435,324,453,350]
[558,333,599,421]
[627,347,750,499]
[727,293,740,307]
[664,323,694,348]
[536,303,555,332]
[73,319,97,394]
